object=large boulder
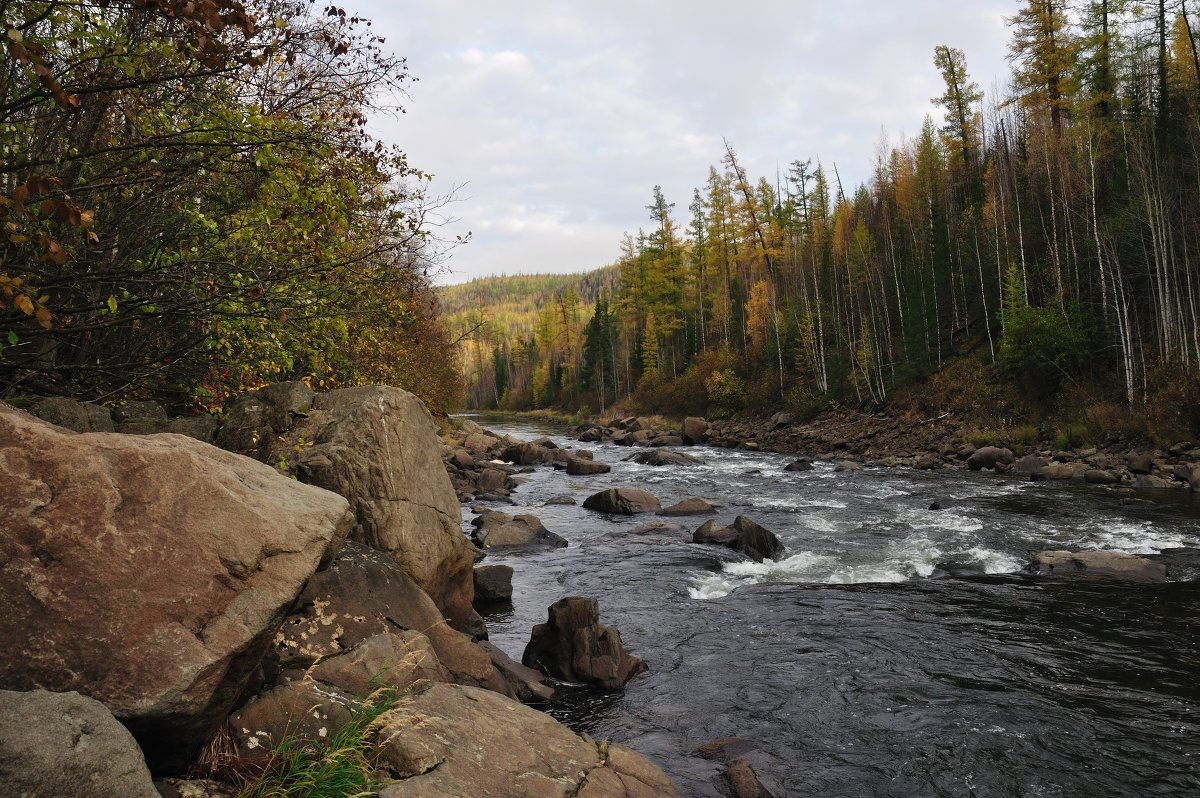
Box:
[583,488,662,515]
[473,514,568,549]
[692,516,784,562]
[228,632,451,759]
[502,441,554,465]
[966,446,1015,471]
[682,417,709,444]
[0,689,160,798]
[624,448,705,467]
[30,396,113,432]
[567,457,612,475]
[522,597,647,691]
[287,386,476,630]
[274,542,506,695]
[214,381,315,453]
[1029,550,1167,582]
[473,564,514,605]
[375,683,677,797]
[0,403,353,770]
[477,641,555,703]
[226,679,356,760]
[1173,463,1200,491]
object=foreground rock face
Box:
[583,488,662,515]
[0,689,160,798]
[275,542,506,694]
[1029,550,1167,582]
[286,385,476,630]
[523,597,647,690]
[0,403,353,770]
[376,682,677,797]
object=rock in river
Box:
[624,448,705,467]
[693,516,785,562]
[1029,550,1167,582]
[523,596,647,690]
[583,488,662,515]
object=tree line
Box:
[460,0,1200,438]
[0,1,460,413]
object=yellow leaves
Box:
[107,295,118,314]
[15,294,33,315]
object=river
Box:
[461,416,1200,797]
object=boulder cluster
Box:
[0,386,676,797]
[687,411,1200,492]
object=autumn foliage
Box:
[0,1,460,412]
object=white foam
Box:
[688,550,835,599]
[1070,520,1200,555]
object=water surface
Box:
[464,416,1200,797]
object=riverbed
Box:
[463,416,1200,797]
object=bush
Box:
[705,369,747,418]
[1055,423,1090,450]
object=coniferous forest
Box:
[449,1,1200,442]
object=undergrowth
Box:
[232,686,401,798]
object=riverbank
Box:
[565,408,1200,494]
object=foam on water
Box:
[1074,520,1200,554]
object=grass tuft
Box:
[232,686,401,798]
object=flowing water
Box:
[462,416,1200,797]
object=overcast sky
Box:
[352,1,1016,285]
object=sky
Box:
[352,1,1017,285]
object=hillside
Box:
[439,267,620,409]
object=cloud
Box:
[353,0,1015,284]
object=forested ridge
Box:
[455,1,1200,442]
[0,0,460,413]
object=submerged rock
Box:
[473,513,568,549]
[1029,550,1167,582]
[661,497,718,516]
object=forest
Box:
[453,0,1200,442]
[0,0,461,413]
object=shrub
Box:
[1055,423,1090,450]
[705,369,747,418]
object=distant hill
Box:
[439,265,619,343]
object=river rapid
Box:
[462,416,1200,797]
